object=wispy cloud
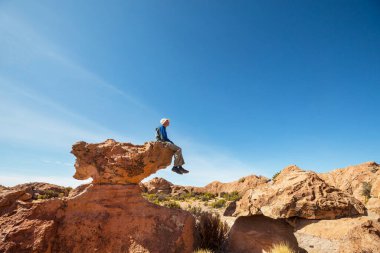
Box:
[0,10,152,113]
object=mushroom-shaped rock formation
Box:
[0,140,196,253]
[231,165,366,219]
[71,139,175,184]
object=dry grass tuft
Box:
[269,242,295,253]
[193,249,214,253]
[188,209,229,252]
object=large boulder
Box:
[71,139,175,184]
[294,217,380,253]
[226,215,302,253]
[143,177,173,194]
[231,165,366,219]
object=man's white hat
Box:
[160,118,169,125]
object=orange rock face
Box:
[232,165,366,219]
[53,184,194,253]
[0,184,195,253]
[319,161,380,202]
[71,139,175,184]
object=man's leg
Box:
[165,143,185,167]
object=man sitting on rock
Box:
[156,118,189,175]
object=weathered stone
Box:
[319,161,380,203]
[144,177,173,194]
[52,184,195,253]
[294,217,380,253]
[226,216,302,253]
[232,165,366,219]
[71,139,175,184]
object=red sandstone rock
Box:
[71,139,175,184]
[53,184,195,253]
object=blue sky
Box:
[0,1,379,187]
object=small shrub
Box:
[157,194,168,202]
[173,192,194,201]
[269,242,295,253]
[238,177,245,183]
[361,182,372,199]
[163,201,181,209]
[211,199,226,209]
[64,187,73,194]
[187,206,203,216]
[197,192,216,202]
[272,172,280,181]
[194,211,229,252]
[37,190,60,199]
[220,191,241,202]
[142,193,168,203]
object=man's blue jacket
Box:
[157,125,174,144]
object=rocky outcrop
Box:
[191,175,269,195]
[319,161,380,202]
[143,177,173,194]
[294,217,380,253]
[232,165,366,219]
[71,139,175,184]
[0,140,195,253]
[0,182,70,215]
[367,197,380,216]
[226,216,303,253]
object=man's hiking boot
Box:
[178,166,189,174]
[172,166,183,174]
